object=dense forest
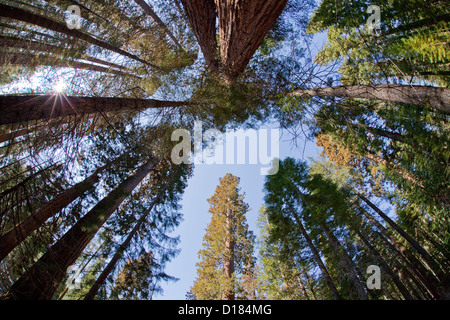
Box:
[0,0,448,300]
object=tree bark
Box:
[180,0,219,72]
[291,85,450,113]
[221,208,235,300]
[288,206,342,300]
[5,159,156,300]
[356,193,442,280]
[215,0,288,83]
[321,224,368,300]
[0,35,129,71]
[2,51,134,78]
[0,156,123,262]
[0,95,190,125]
[357,230,414,300]
[0,4,157,68]
[134,0,184,51]
[83,185,165,300]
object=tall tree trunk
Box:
[356,193,442,281]
[288,206,342,300]
[0,4,157,68]
[0,35,129,71]
[357,230,414,300]
[215,0,288,83]
[291,85,450,113]
[5,159,156,300]
[180,0,219,72]
[221,208,235,300]
[0,156,122,262]
[134,0,184,51]
[83,185,166,300]
[357,204,439,298]
[2,52,135,78]
[0,95,190,125]
[321,224,368,300]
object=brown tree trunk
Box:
[357,230,414,300]
[0,4,157,68]
[288,206,342,300]
[2,52,134,78]
[0,35,129,71]
[215,0,288,83]
[5,159,156,300]
[356,193,442,281]
[292,85,450,113]
[134,0,184,51]
[0,156,123,262]
[221,208,235,300]
[321,224,368,300]
[0,95,190,125]
[83,187,165,300]
[181,0,219,71]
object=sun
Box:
[53,80,65,93]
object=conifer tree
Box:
[191,174,256,300]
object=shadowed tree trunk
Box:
[83,174,172,300]
[180,0,219,71]
[291,85,450,113]
[0,156,124,262]
[0,95,191,125]
[1,52,135,78]
[288,206,342,300]
[215,0,288,84]
[0,3,157,68]
[5,159,157,300]
[321,224,368,300]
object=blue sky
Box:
[158,126,322,299]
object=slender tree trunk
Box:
[0,156,123,262]
[0,95,190,125]
[321,224,368,300]
[0,35,129,71]
[291,85,450,113]
[288,206,342,300]
[134,0,184,51]
[83,190,164,300]
[2,52,135,78]
[0,4,157,68]
[221,208,235,300]
[215,0,288,84]
[180,0,219,71]
[356,193,442,280]
[357,230,414,300]
[5,159,156,300]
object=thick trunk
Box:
[356,193,442,280]
[0,4,156,68]
[288,206,342,300]
[0,157,122,262]
[215,0,288,83]
[321,224,368,300]
[134,0,184,51]
[0,95,190,125]
[292,85,450,113]
[181,0,219,71]
[221,208,235,300]
[6,159,156,300]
